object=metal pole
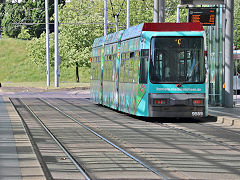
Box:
[224,0,234,107]
[104,0,107,36]
[222,2,226,105]
[127,0,130,28]
[45,0,50,87]
[177,6,180,23]
[159,0,165,23]
[153,0,159,22]
[176,4,185,23]
[54,0,59,87]
[115,15,118,32]
[215,6,220,104]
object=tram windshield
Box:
[150,37,205,84]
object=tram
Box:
[90,23,208,117]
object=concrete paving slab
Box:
[0,96,46,180]
[0,96,22,180]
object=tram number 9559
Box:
[192,112,203,116]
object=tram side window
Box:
[109,59,112,81]
[95,57,98,80]
[134,52,139,83]
[129,52,135,83]
[104,56,108,81]
[105,58,108,81]
[125,54,130,82]
[108,57,112,81]
[92,57,95,80]
[107,57,110,81]
[98,57,101,80]
[103,56,106,80]
[94,57,96,80]
[107,58,110,81]
[139,49,149,84]
[112,55,116,81]
[120,53,125,82]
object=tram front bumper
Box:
[148,93,205,117]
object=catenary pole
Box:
[127,0,130,28]
[45,0,50,87]
[115,15,118,32]
[54,0,59,87]
[153,0,159,22]
[159,0,165,23]
[176,4,185,23]
[104,0,107,36]
[222,1,226,105]
[177,5,180,23]
[224,0,234,107]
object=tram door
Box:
[113,43,121,110]
[100,45,104,104]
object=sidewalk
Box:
[0,95,46,180]
[208,105,240,127]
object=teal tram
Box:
[90,23,208,117]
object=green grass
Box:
[0,38,90,88]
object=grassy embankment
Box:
[0,38,89,88]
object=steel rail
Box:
[40,98,168,180]
[18,99,91,180]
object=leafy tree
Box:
[0,3,5,33]
[1,0,65,38]
[18,26,32,40]
[27,0,102,82]
[234,0,240,50]
[27,31,55,67]
[58,0,102,68]
[1,2,25,37]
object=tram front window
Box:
[150,37,205,84]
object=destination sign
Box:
[188,7,216,26]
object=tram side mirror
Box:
[141,49,149,59]
[139,49,149,84]
[204,50,208,57]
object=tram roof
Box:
[92,23,204,48]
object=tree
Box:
[1,0,65,38]
[59,0,103,82]
[0,3,5,33]
[1,2,25,37]
[234,0,240,49]
[27,0,103,82]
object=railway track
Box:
[53,98,240,152]
[10,98,168,180]
[44,98,240,179]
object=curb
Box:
[215,115,240,128]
